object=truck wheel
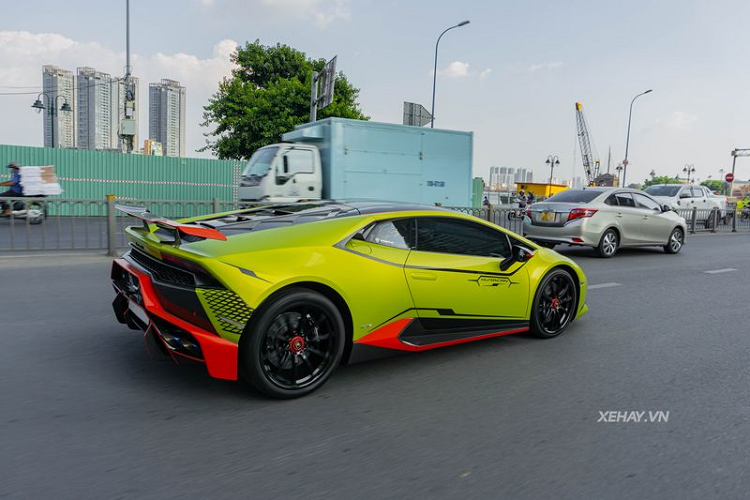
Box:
[241,288,345,399]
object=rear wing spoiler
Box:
[116,205,227,241]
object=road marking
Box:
[588,282,622,290]
[704,268,737,274]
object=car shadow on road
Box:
[554,245,669,259]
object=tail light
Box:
[568,208,598,222]
[525,208,532,218]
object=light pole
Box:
[32,92,72,149]
[622,89,653,186]
[615,164,624,186]
[546,155,560,193]
[430,20,470,128]
[682,164,695,184]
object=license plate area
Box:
[540,211,556,222]
[129,300,150,326]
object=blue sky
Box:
[1,0,749,185]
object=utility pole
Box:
[120,0,137,153]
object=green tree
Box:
[643,175,679,188]
[201,41,369,159]
[700,180,723,193]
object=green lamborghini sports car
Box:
[111,201,588,398]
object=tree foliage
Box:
[201,41,369,159]
[643,175,679,188]
[700,180,723,193]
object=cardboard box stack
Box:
[19,166,63,196]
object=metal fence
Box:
[1,198,746,253]
[675,207,750,233]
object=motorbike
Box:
[0,198,46,224]
[507,199,531,221]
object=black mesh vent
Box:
[200,288,253,336]
[129,249,195,287]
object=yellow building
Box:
[517,182,568,198]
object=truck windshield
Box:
[644,186,681,197]
[243,147,279,177]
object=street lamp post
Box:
[546,155,560,194]
[430,20,470,128]
[32,92,72,149]
[682,164,695,184]
[615,164,624,186]
[622,89,653,187]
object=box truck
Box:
[238,117,473,206]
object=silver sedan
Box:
[523,188,687,257]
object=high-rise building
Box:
[76,67,117,150]
[149,79,186,157]
[42,65,76,148]
[489,166,517,190]
[515,168,533,184]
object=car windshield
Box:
[545,190,602,203]
[644,185,681,197]
[242,147,279,177]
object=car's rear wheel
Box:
[663,227,684,254]
[595,229,618,258]
[529,269,577,338]
[241,288,345,399]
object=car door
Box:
[275,148,317,200]
[691,186,708,210]
[611,192,643,245]
[404,217,530,321]
[633,192,672,243]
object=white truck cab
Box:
[645,184,727,210]
[239,144,322,203]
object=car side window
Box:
[362,219,416,250]
[614,193,636,207]
[414,217,511,258]
[633,193,661,211]
[605,194,619,206]
[691,187,705,198]
[679,188,691,198]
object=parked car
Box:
[644,184,727,211]
[523,188,687,258]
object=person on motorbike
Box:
[1,162,22,215]
[516,189,528,209]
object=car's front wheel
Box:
[241,288,345,399]
[663,227,684,254]
[529,269,577,339]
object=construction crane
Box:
[575,102,600,185]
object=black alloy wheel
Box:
[529,269,577,338]
[242,288,345,399]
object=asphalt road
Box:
[2,233,749,499]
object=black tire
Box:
[529,269,577,339]
[595,228,618,258]
[663,227,684,254]
[27,202,45,225]
[240,288,345,399]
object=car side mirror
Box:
[662,204,671,212]
[499,246,534,271]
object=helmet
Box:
[6,162,19,169]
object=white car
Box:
[644,184,727,211]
